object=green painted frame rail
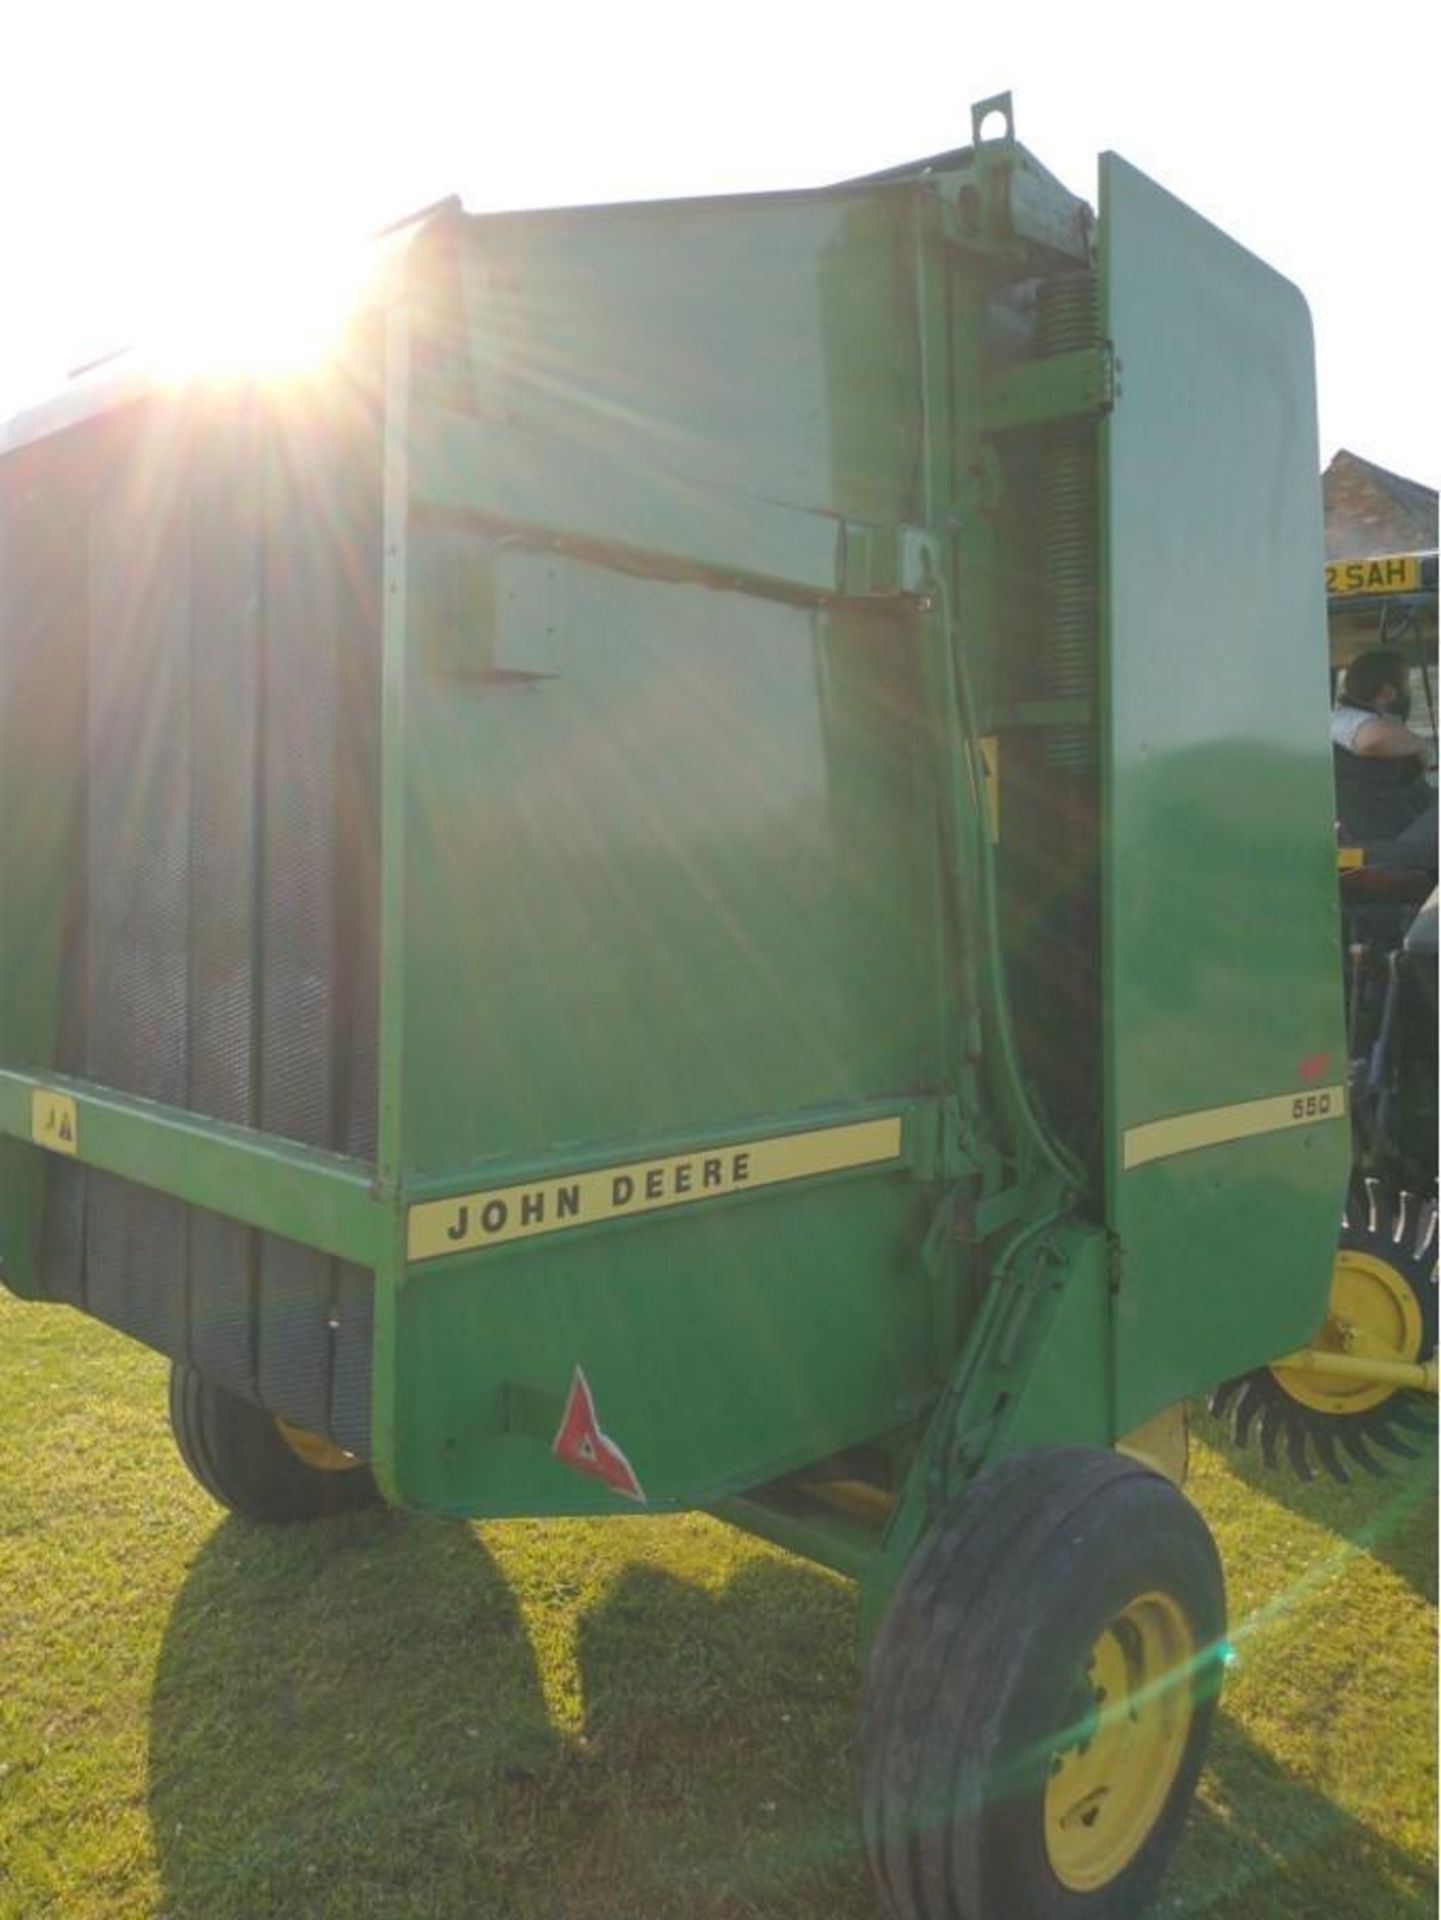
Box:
[0,1070,387,1269]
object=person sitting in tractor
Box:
[1331,648,1434,844]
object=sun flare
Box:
[141,230,375,382]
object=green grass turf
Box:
[0,1292,1434,1919]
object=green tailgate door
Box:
[1099,155,1349,1428]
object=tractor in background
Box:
[1212,550,1438,1478]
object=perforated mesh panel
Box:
[31,378,382,1451]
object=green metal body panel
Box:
[373,188,959,1514]
[1098,157,1350,1429]
[0,126,1344,1591]
[400,572,939,1169]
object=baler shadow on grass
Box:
[148,1511,558,1919]
[146,1511,876,1920]
[146,1486,1435,1920]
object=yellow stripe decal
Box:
[1122,1085,1346,1172]
[407,1116,905,1263]
[31,1089,79,1156]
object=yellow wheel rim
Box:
[274,1418,365,1473]
[1044,1591,1196,1893]
[1272,1249,1424,1416]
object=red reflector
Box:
[551,1366,646,1503]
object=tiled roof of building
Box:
[1323,450,1438,560]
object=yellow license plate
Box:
[1326,554,1421,597]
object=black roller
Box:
[1259,1404,1285,1472]
[1340,1428,1388,1479]
[1392,1400,1436,1435]
[1366,1423,1420,1463]
[1312,1429,1347,1483]
[1285,1416,1314,1482]
[1231,1380,1264,1451]
[1207,1377,1242,1421]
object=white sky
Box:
[2,0,1437,490]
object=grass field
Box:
[0,1290,1434,1920]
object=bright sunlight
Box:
[137,228,376,382]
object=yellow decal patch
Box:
[1122,1085,1346,1172]
[407,1116,904,1263]
[979,735,1001,843]
[1325,554,1420,597]
[31,1089,79,1156]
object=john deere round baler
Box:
[0,98,1365,1919]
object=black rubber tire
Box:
[168,1363,382,1523]
[861,1448,1226,1920]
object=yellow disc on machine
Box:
[1272,1248,1426,1416]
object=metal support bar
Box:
[0,1070,388,1269]
[795,1477,897,1525]
[982,697,1093,731]
[1274,1346,1438,1394]
[709,1495,879,1583]
[412,404,849,605]
[980,345,1115,434]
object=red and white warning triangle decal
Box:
[552,1366,647,1504]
